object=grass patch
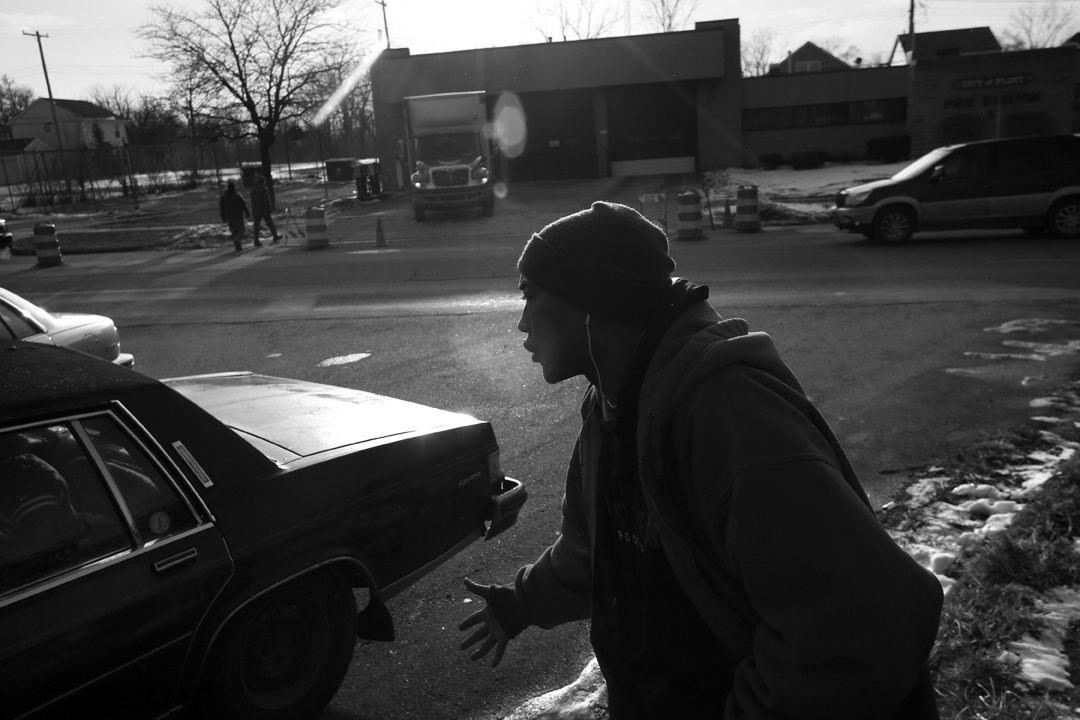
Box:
[896,440,1080,717]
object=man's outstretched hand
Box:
[459,578,511,667]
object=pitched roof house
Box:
[768,42,852,75]
[9,99,129,151]
[890,27,1001,65]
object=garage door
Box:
[607,81,697,176]
[504,88,597,182]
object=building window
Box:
[114,130,120,139]
[743,98,906,131]
[44,123,52,133]
[795,60,821,73]
[742,106,794,131]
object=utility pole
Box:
[23,31,64,155]
[375,0,390,49]
[908,0,916,66]
[24,30,71,199]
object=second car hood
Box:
[163,372,480,459]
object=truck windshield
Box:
[416,133,480,162]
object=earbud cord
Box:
[586,314,616,422]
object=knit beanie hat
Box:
[517,201,676,324]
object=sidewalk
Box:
[3,162,906,255]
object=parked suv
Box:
[832,135,1080,244]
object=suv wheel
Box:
[1047,197,1080,239]
[872,206,915,245]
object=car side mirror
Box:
[929,165,945,182]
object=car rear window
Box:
[0,424,129,595]
[80,416,199,544]
[0,413,203,597]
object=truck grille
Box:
[432,168,470,187]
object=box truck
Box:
[404,91,494,221]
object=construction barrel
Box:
[676,191,705,240]
[305,208,329,249]
[33,223,63,267]
[735,185,762,233]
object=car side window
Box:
[0,302,38,340]
[939,149,981,179]
[0,424,130,596]
[989,144,1053,177]
[79,416,199,543]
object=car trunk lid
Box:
[163,372,479,459]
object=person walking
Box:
[250,175,282,246]
[459,201,943,719]
[219,180,250,252]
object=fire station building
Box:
[369,20,1080,188]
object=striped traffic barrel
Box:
[735,185,761,233]
[676,191,704,240]
[305,208,329,249]
[34,223,63,267]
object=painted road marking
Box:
[317,353,370,367]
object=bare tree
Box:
[86,84,137,119]
[1000,1,1079,49]
[641,0,699,33]
[528,0,621,42]
[0,74,34,125]
[313,39,378,158]
[813,37,863,66]
[87,84,186,147]
[741,28,777,77]
[139,0,348,191]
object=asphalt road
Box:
[2,195,1080,719]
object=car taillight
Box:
[487,450,503,483]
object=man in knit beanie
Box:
[460,202,942,719]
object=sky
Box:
[0,0,1071,103]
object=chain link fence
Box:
[0,137,331,213]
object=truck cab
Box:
[405,91,495,221]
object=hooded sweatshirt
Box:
[495,285,943,719]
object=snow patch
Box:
[1007,588,1080,691]
[986,319,1080,335]
[503,656,607,720]
[964,351,1047,362]
[1003,340,1080,358]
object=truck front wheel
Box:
[413,203,426,222]
[481,196,494,218]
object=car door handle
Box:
[153,548,198,574]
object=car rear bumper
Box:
[486,477,526,539]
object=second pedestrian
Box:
[251,175,282,246]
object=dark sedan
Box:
[0,340,525,720]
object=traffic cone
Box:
[375,216,387,247]
[723,198,734,229]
